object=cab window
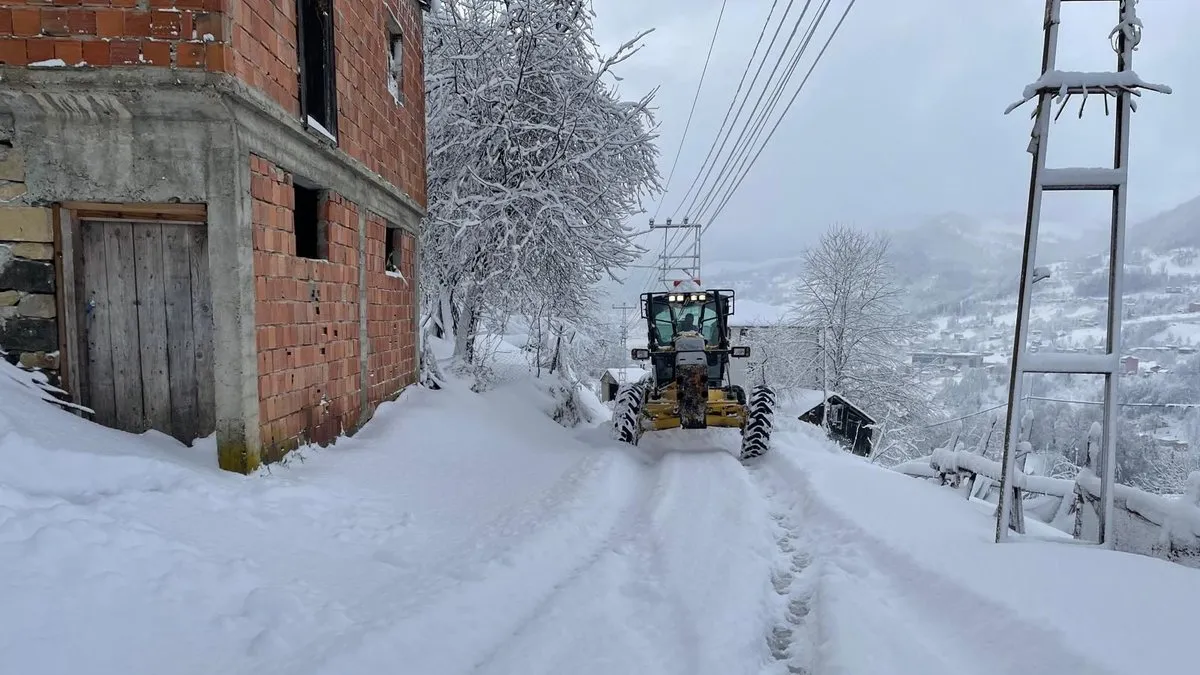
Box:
[649,299,675,346]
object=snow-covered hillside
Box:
[700,197,1200,322]
[3,343,1199,674]
[1128,193,1200,253]
[699,211,1106,311]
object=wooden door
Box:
[78,219,215,444]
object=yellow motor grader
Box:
[611,287,775,460]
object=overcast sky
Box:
[590,0,1200,267]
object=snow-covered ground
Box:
[3,355,1199,674]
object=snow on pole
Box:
[996,0,1170,546]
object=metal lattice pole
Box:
[649,217,703,289]
[612,302,636,383]
[996,0,1170,544]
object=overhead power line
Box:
[658,0,844,269]
[692,0,835,222]
[652,0,729,221]
[701,0,858,235]
[683,0,823,221]
[667,0,786,222]
[635,0,858,292]
[923,395,1200,429]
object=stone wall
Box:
[0,129,58,384]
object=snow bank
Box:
[768,432,1200,675]
[903,443,1200,562]
[0,363,625,675]
[1075,468,1200,568]
[0,355,93,415]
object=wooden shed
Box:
[599,367,651,402]
[796,389,876,457]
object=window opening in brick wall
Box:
[387,26,404,105]
[297,0,338,141]
[293,183,328,260]
[384,225,407,280]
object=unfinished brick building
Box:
[0,0,428,472]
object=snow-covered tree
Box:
[422,0,661,368]
[738,321,822,392]
[790,224,930,441]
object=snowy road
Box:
[313,432,781,675]
[282,419,1128,675]
[3,367,1198,675]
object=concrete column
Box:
[207,123,262,473]
[412,222,423,384]
[358,209,370,417]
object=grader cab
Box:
[610,287,775,460]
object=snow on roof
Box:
[793,388,828,414]
[729,299,790,327]
[792,388,873,421]
[602,367,650,382]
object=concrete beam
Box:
[0,67,425,233]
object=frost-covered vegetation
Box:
[420,0,660,391]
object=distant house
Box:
[910,351,986,369]
[599,367,650,402]
[1188,302,1200,314]
[795,389,875,457]
[1121,355,1139,375]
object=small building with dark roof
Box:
[795,389,876,457]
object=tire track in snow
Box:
[473,436,781,675]
[294,448,676,675]
[260,446,638,672]
[757,451,1123,675]
[469,450,701,675]
[640,440,782,675]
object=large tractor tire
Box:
[739,385,776,460]
[611,381,649,446]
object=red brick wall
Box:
[0,2,230,70]
[365,215,417,403]
[251,154,362,456]
[334,0,426,207]
[229,0,427,206]
[0,0,426,207]
[228,0,296,115]
[250,153,418,458]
